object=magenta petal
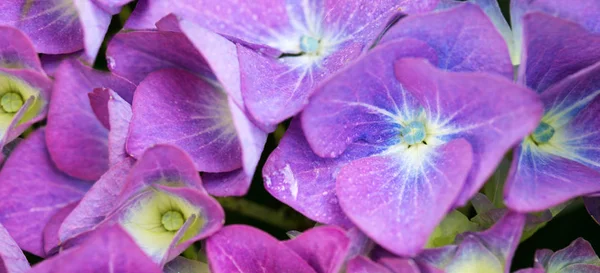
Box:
[170,0,435,48]
[467,0,516,65]
[512,0,600,34]
[87,145,224,264]
[0,223,30,273]
[504,146,600,212]
[345,227,374,260]
[127,69,242,173]
[229,98,267,178]
[418,245,459,268]
[518,12,600,93]
[88,88,111,129]
[506,62,600,212]
[0,129,90,257]
[124,0,171,30]
[202,169,250,197]
[91,0,132,14]
[264,118,379,226]
[73,0,112,62]
[239,42,363,129]
[155,14,181,32]
[28,225,162,273]
[284,226,350,273]
[46,60,135,181]
[378,258,427,273]
[470,211,525,270]
[58,158,135,243]
[302,39,438,158]
[106,90,133,165]
[337,139,473,256]
[178,22,245,108]
[206,225,317,273]
[88,88,133,165]
[163,0,292,46]
[381,3,512,78]
[42,202,78,256]
[347,256,393,273]
[0,0,83,54]
[554,68,600,174]
[39,51,84,77]
[119,144,204,199]
[394,58,543,206]
[106,30,213,85]
[0,26,43,72]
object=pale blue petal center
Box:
[400,120,427,145]
[531,122,555,144]
[299,35,320,54]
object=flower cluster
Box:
[0,0,599,272]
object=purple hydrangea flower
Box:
[302,56,539,257]
[0,26,52,159]
[267,3,541,256]
[503,19,600,211]
[0,222,30,273]
[0,0,134,61]
[57,144,224,265]
[514,238,600,273]
[106,29,267,196]
[206,225,351,273]
[28,225,162,273]
[124,0,440,130]
[0,129,90,257]
[348,211,525,273]
[263,2,518,229]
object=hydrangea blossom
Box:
[503,13,600,211]
[0,26,52,160]
[300,54,540,257]
[514,238,600,273]
[57,144,224,264]
[0,0,135,61]
[124,0,440,130]
[264,2,516,228]
[106,28,267,196]
[267,3,540,257]
[27,225,162,273]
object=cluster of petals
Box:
[0,0,598,272]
